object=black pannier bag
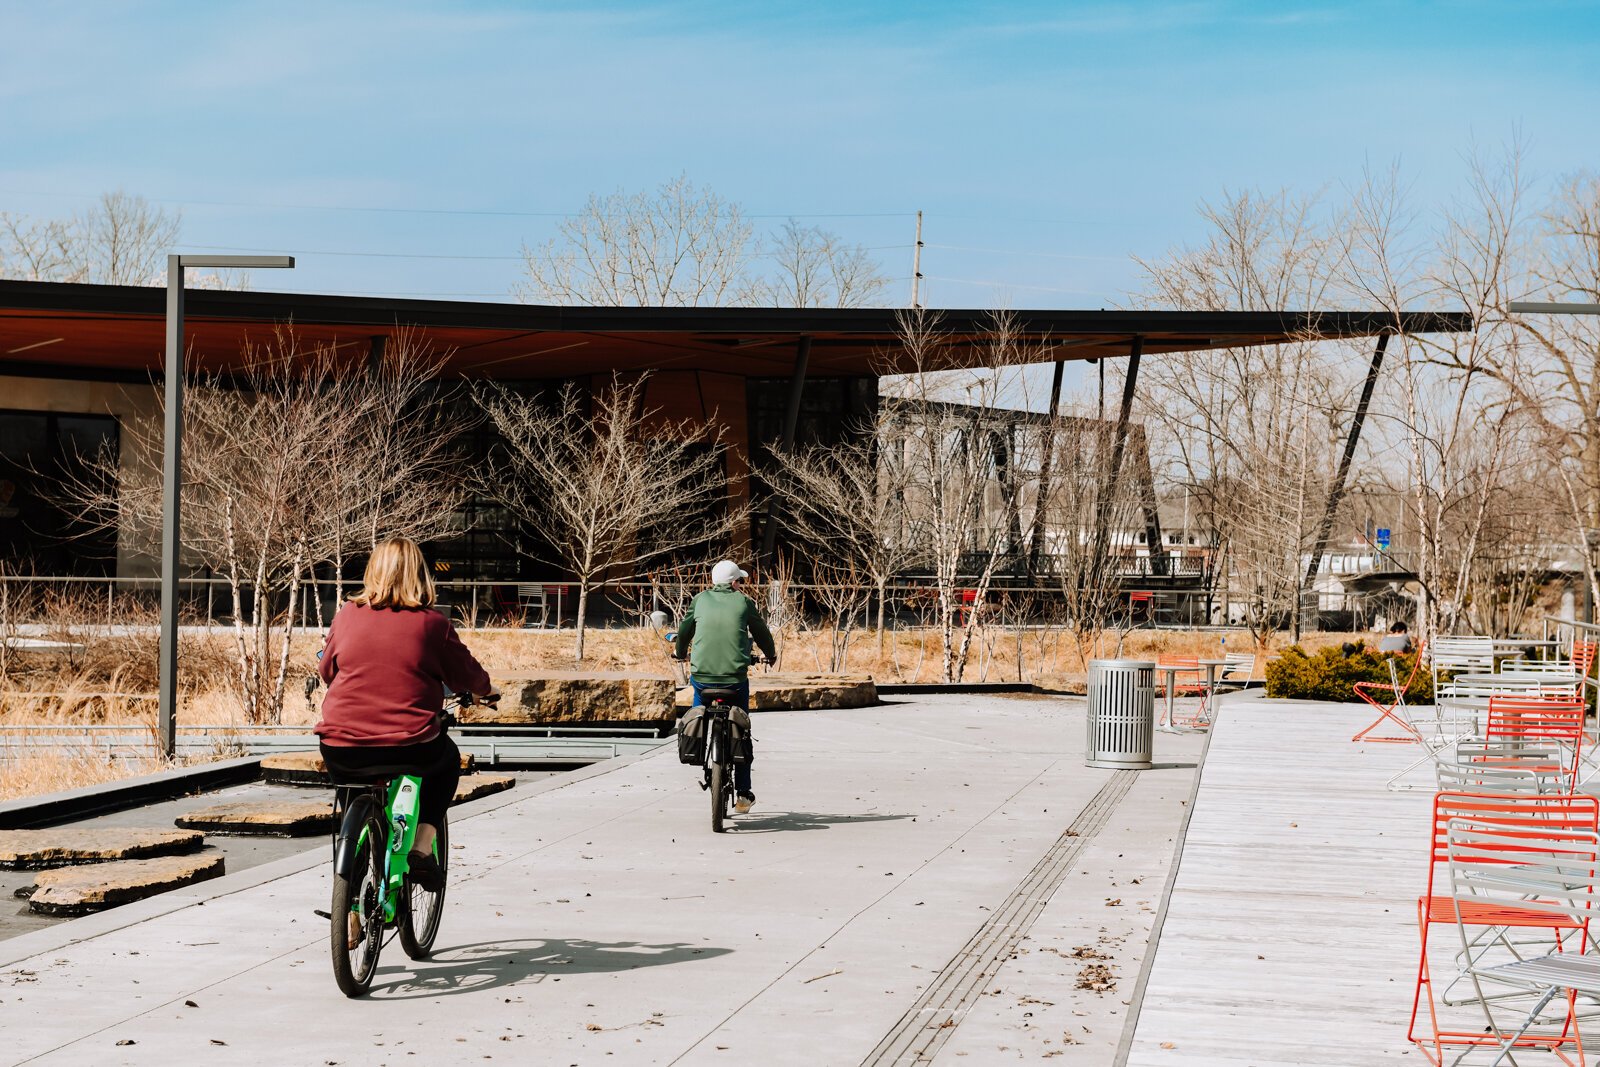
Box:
[729,707,754,763]
[677,708,707,764]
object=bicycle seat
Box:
[329,764,421,788]
[698,687,742,705]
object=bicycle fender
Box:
[334,793,381,882]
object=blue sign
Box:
[1375,527,1391,550]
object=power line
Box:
[0,187,914,221]
[926,243,1128,264]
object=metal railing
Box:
[0,720,665,765]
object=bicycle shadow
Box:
[729,810,916,834]
[368,937,731,999]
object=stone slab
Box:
[260,749,475,785]
[673,673,878,710]
[0,828,204,870]
[27,853,225,915]
[463,672,676,725]
[174,799,334,837]
[451,774,517,804]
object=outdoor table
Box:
[1154,664,1199,733]
[1456,672,1581,688]
[1198,658,1229,726]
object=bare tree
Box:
[474,373,737,660]
[68,332,373,723]
[764,410,922,651]
[886,309,1038,682]
[1043,414,1144,668]
[0,213,79,281]
[0,190,254,289]
[309,331,468,610]
[516,175,755,306]
[1135,187,1348,642]
[758,218,890,307]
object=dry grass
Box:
[0,616,1366,801]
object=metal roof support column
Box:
[1025,359,1066,581]
[759,335,811,566]
[1092,337,1143,583]
[1303,331,1392,609]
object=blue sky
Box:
[2,0,1597,322]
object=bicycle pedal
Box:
[313,909,332,920]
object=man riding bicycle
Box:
[674,559,777,813]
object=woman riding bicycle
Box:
[315,536,496,892]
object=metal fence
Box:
[0,573,1240,632]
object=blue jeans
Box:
[691,679,753,795]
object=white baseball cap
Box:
[711,560,748,585]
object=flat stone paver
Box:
[1,696,1201,1066]
[260,749,475,785]
[0,829,204,869]
[28,853,226,915]
[174,798,335,836]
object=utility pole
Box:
[910,210,923,308]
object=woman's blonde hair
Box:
[350,536,436,610]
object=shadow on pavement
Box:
[369,937,731,999]
[730,810,916,834]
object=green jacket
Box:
[674,584,777,685]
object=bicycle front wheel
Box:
[330,809,387,997]
[399,815,448,959]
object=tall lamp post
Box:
[1508,299,1600,626]
[159,254,294,759]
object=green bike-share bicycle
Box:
[324,692,494,997]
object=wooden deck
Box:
[1126,699,1448,1065]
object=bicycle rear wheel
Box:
[709,726,729,833]
[330,809,387,997]
[399,815,448,959]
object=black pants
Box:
[319,733,461,829]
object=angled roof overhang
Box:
[0,279,1474,382]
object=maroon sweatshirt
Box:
[314,603,493,747]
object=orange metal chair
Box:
[1158,656,1206,729]
[1408,790,1600,1063]
[1485,696,1587,792]
[1352,641,1427,743]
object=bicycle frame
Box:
[333,773,422,925]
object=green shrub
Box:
[1264,643,1432,703]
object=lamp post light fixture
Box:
[158,254,294,759]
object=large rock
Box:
[452,774,516,804]
[0,828,204,869]
[176,798,335,836]
[674,674,877,711]
[463,673,676,726]
[261,749,475,786]
[28,853,225,915]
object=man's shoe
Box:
[734,793,755,814]
[407,850,445,892]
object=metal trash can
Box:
[1085,658,1155,770]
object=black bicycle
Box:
[696,690,741,833]
[324,692,494,997]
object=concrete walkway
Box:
[0,694,1203,1067]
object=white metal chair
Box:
[1443,819,1600,1064]
[515,583,549,628]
